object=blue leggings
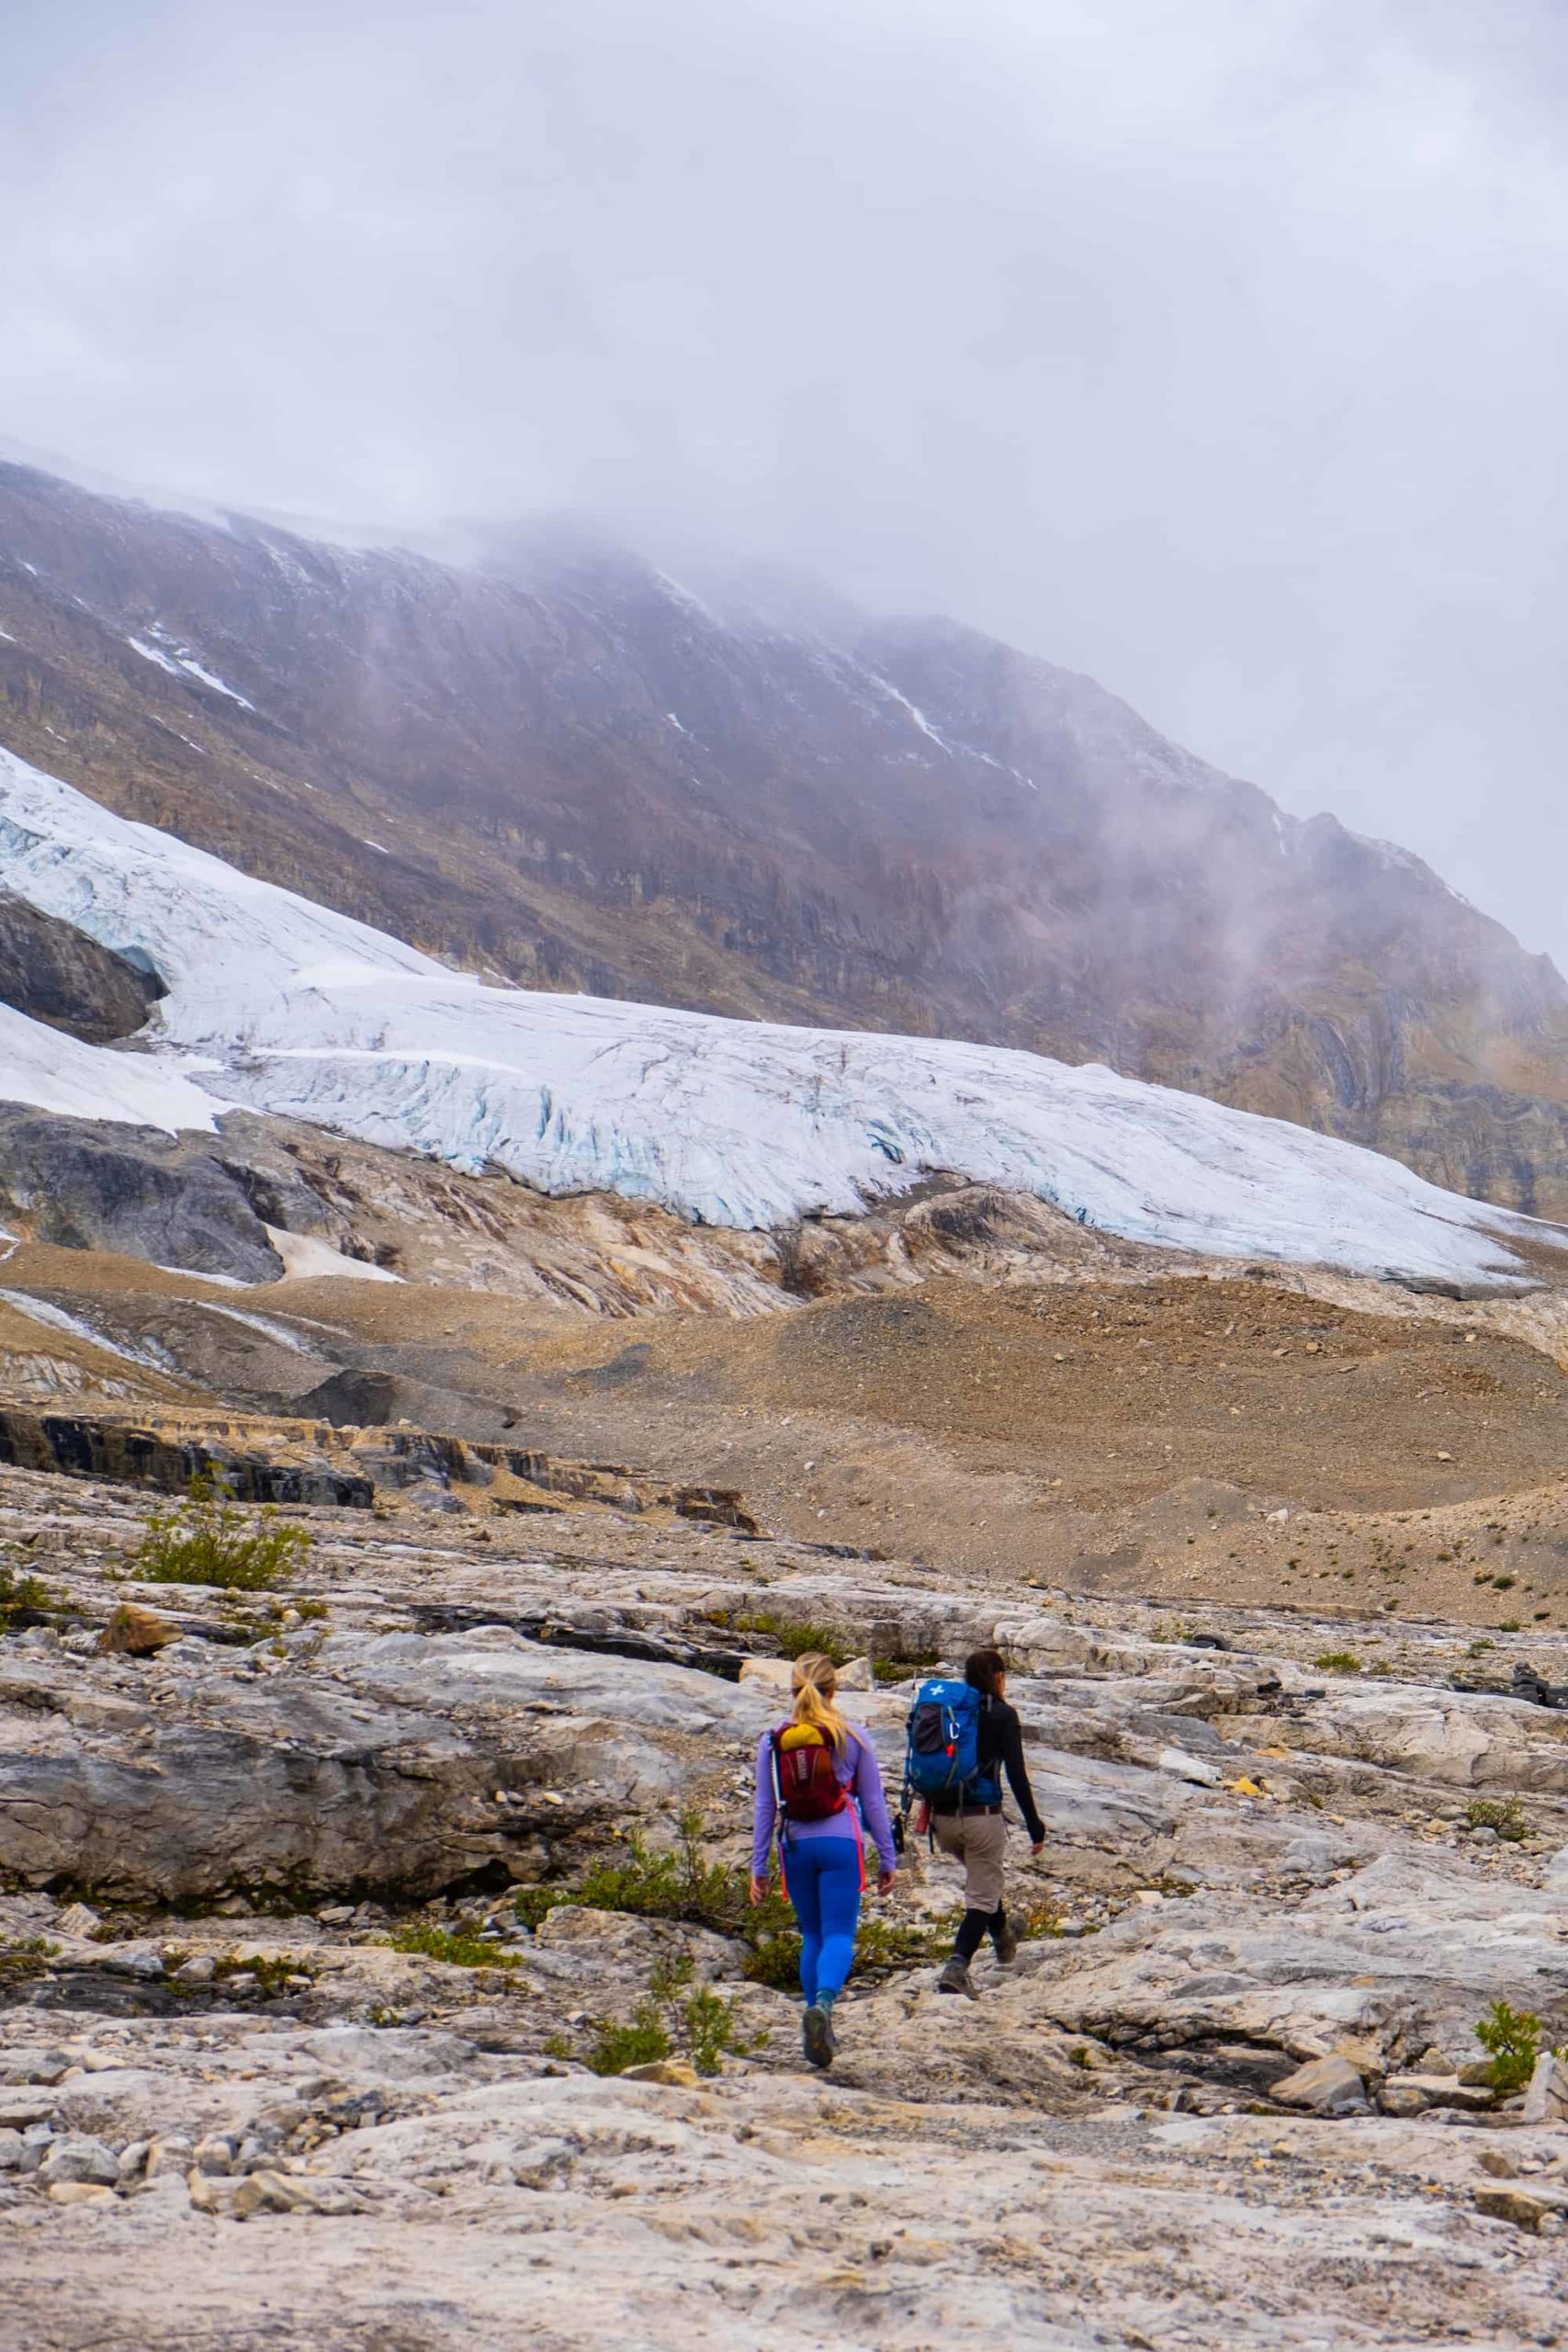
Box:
[784,1834,863,2003]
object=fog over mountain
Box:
[5,0,1568,966]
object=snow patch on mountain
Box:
[0,1287,179,1373]
[127,632,255,709]
[0,742,1553,1288]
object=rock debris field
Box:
[1,1460,1566,2350]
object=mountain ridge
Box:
[3,458,1566,1212]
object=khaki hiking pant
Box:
[931,1810,1009,1913]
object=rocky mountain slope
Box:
[4,460,1567,1214]
[3,1461,1566,2348]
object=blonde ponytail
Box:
[791,1651,852,1754]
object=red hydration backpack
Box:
[770,1723,848,1823]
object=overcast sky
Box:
[4,0,1567,960]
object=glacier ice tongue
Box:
[0,741,1552,1289]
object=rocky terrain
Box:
[1,1454,1566,2349]
[5,458,1568,1214]
[0,1100,1563,2348]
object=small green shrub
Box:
[581,1955,759,2077]
[0,1936,56,1988]
[870,1653,939,1685]
[388,1923,523,1971]
[733,1610,850,1664]
[518,1812,940,1995]
[853,1916,947,1970]
[0,1560,54,1630]
[1474,1998,1543,2095]
[740,1904,805,1991]
[513,1884,562,1932]
[1314,1651,1362,1675]
[133,1487,310,1592]
[682,1979,755,2075]
[1492,1575,1517,1592]
[522,1812,794,1954]
[203,1951,318,1996]
[587,2006,672,2075]
[1464,1796,1529,1843]
[576,1836,702,1921]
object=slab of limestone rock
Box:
[1268,2053,1368,2113]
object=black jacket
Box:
[933,1694,1045,1842]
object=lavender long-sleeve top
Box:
[751,1725,898,1879]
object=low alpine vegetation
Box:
[132,1483,310,1592]
[0,1557,54,1632]
[516,1811,801,1986]
[387,1922,524,1971]
[1313,1651,1362,1675]
[1473,1998,1545,2095]
[514,1810,947,1992]
[870,1651,940,1685]
[1464,1795,1529,1842]
[558,1954,761,2078]
[732,1609,851,1664]
[0,1936,57,1989]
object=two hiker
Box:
[750,1645,1044,2060]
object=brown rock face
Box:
[3,461,1567,1209]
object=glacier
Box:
[0,998,221,1135]
[0,742,1555,1289]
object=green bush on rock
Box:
[133,1484,310,1592]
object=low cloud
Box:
[4,0,1568,958]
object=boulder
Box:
[97,1605,179,1657]
[53,1900,103,1936]
[737,1657,794,1694]
[1474,2184,1568,2233]
[1521,2051,1568,2126]
[1380,2075,1494,2117]
[1269,2054,1367,2114]
[38,2135,119,2188]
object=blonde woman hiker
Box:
[750,1651,898,2068]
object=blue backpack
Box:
[904,1679,1000,1806]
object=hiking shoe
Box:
[936,1957,976,1997]
[802,2001,837,2068]
[992,1919,1020,1966]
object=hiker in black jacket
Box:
[931,1648,1045,1996]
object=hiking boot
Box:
[992,1918,1020,1966]
[936,1956,976,1997]
[802,2000,837,2068]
